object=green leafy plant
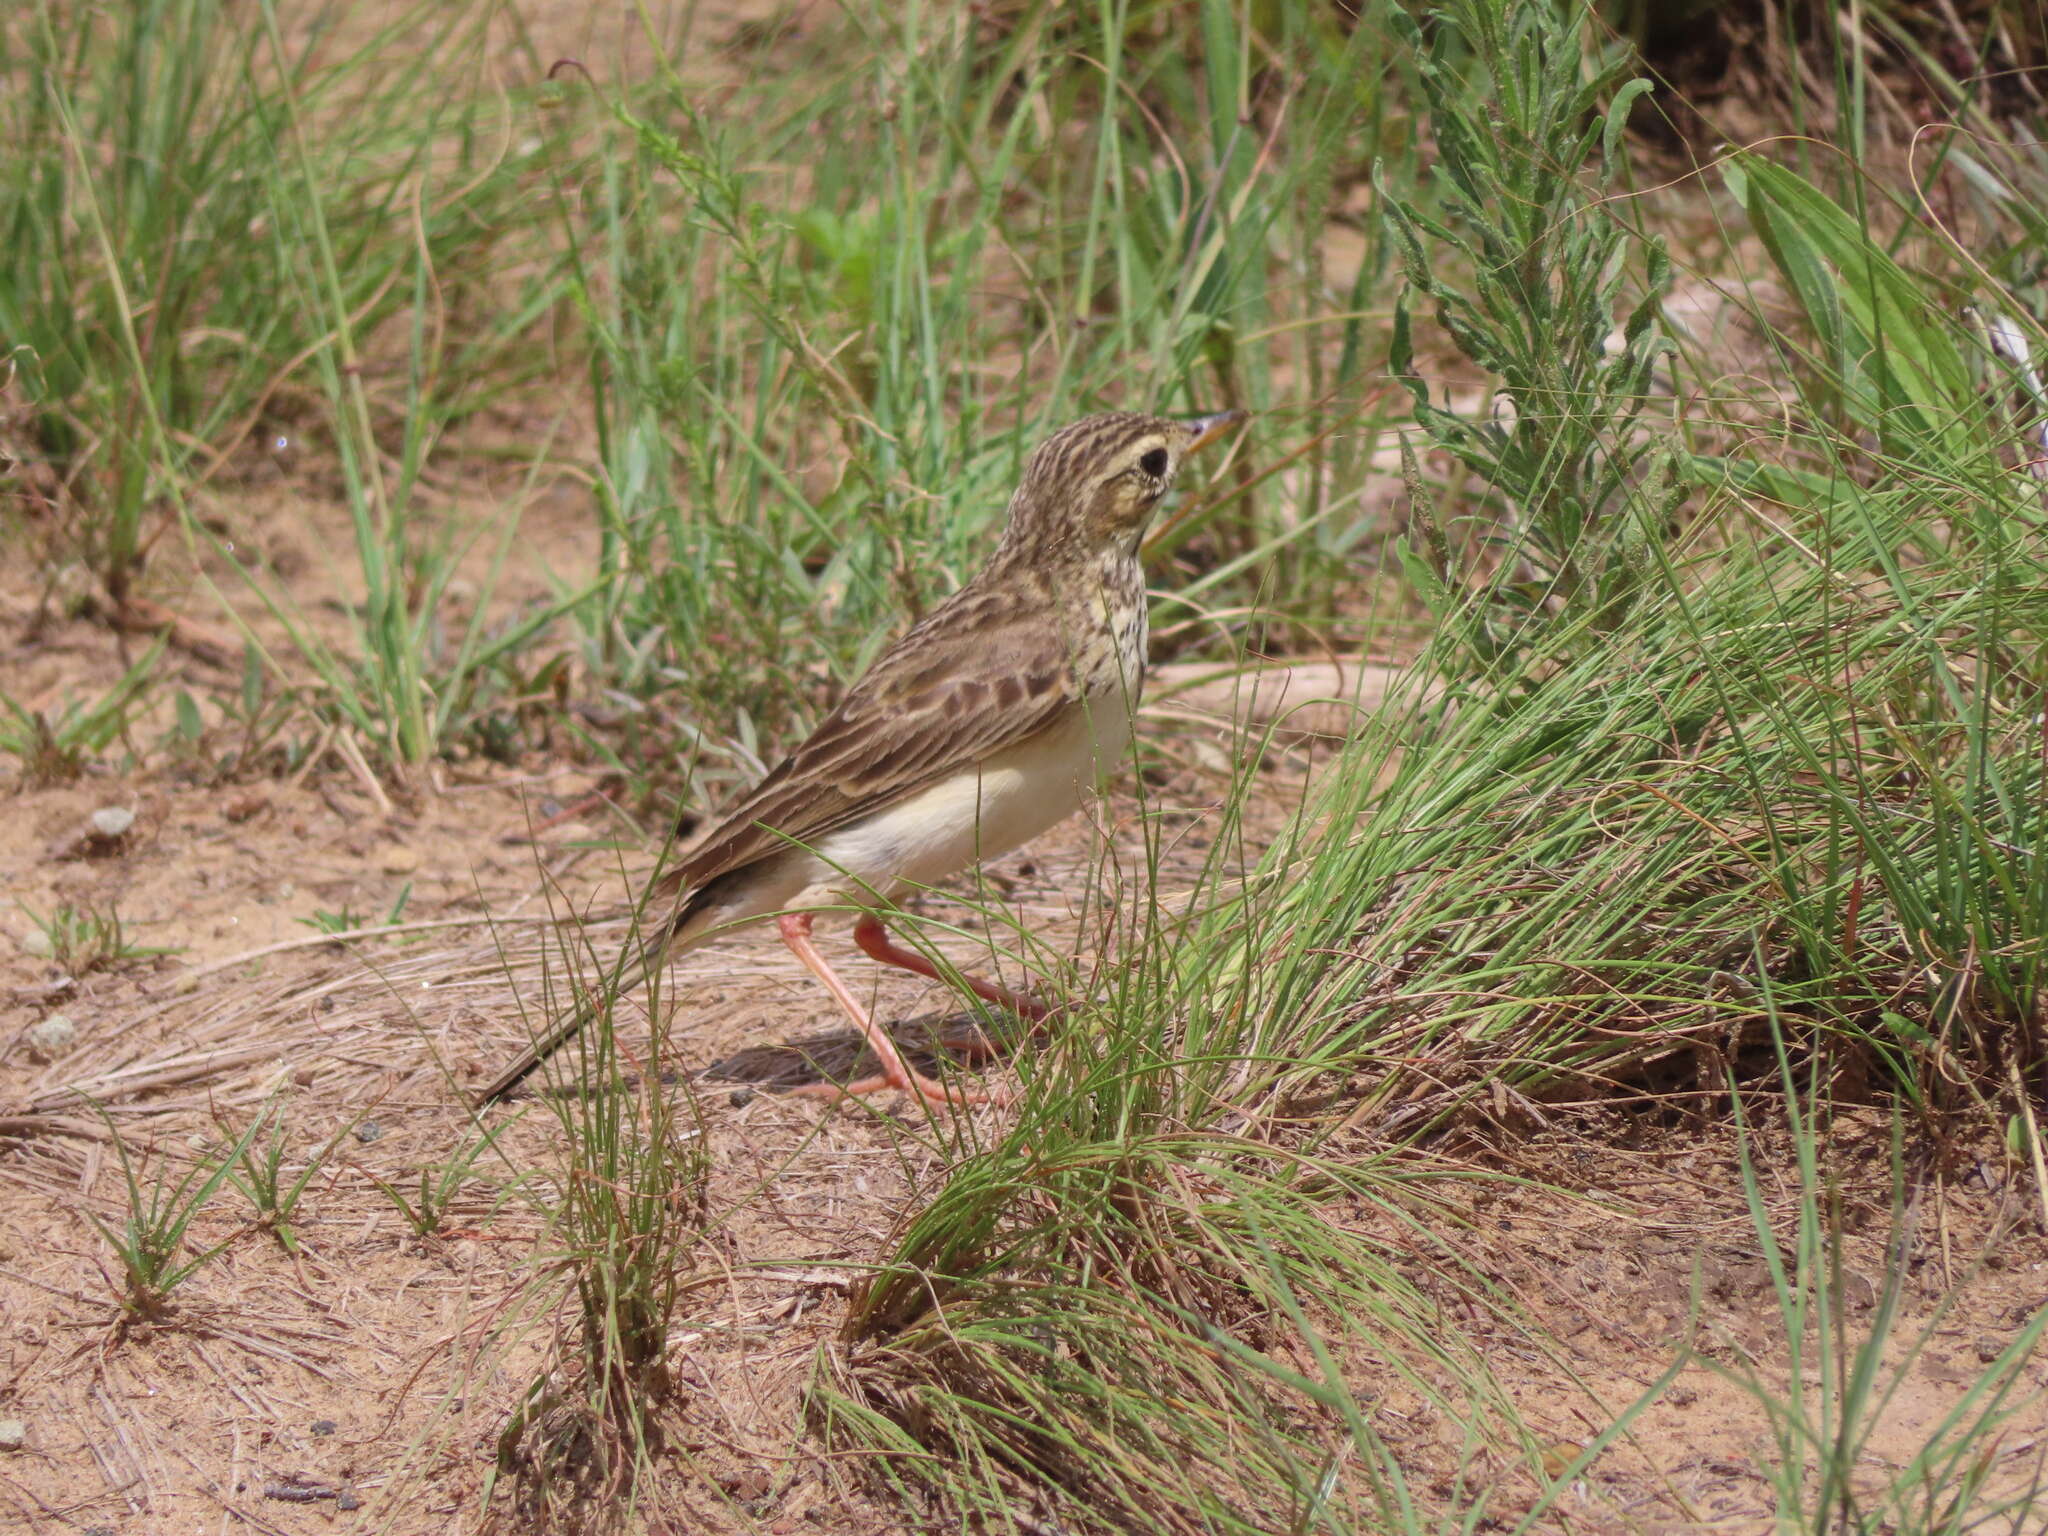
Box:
[0,637,164,782]
[22,898,179,973]
[159,645,315,779]
[1382,0,1670,642]
[491,892,711,1525]
[298,881,413,939]
[363,1118,511,1240]
[224,1100,353,1255]
[87,1114,263,1323]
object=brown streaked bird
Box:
[476,408,1245,1108]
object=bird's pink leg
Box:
[852,914,1052,1024]
[777,913,1003,1108]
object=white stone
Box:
[27,1015,76,1061]
[91,806,136,838]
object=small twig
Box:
[91,1385,156,1515]
[181,913,570,980]
[0,1264,111,1309]
[332,728,395,818]
[285,721,337,793]
[0,1114,115,1143]
[26,1045,282,1116]
[99,593,237,668]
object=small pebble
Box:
[379,845,420,875]
[293,1068,317,1088]
[222,791,267,823]
[0,1420,24,1451]
[721,1467,771,1501]
[310,1419,337,1437]
[90,806,136,838]
[19,930,53,958]
[26,1014,77,1062]
[728,1088,756,1109]
[354,1120,383,1145]
[1976,1336,2003,1363]
[1538,1440,1586,1478]
[336,1489,362,1511]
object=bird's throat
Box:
[1079,547,1149,702]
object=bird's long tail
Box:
[471,943,659,1106]
[473,872,713,1106]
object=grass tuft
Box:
[489,877,712,1529]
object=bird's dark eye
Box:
[1138,448,1169,479]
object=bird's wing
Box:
[473,600,1091,1108]
[655,587,1100,903]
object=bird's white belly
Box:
[807,699,1131,901]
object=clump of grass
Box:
[298,881,412,939]
[0,0,546,616]
[490,890,711,1529]
[1,0,275,617]
[22,897,179,973]
[181,1,588,778]
[362,1118,510,1240]
[0,636,163,782]
[819,1126,1529,1535]
[86,1115,262,1326]
[1720,1012,2048,1534]
[223,1099,355,1256]
[809,660,1504,1529]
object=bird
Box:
[475,408,1245,1109]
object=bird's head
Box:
[998,409,1244,565]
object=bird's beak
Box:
[1182,409,1247,453]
